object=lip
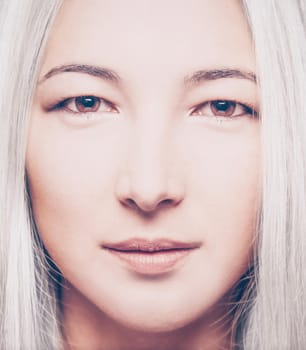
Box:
[102,238,201,275]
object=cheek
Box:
[184,121,261,266]
[25,114,126,262]
[172,122,261,314]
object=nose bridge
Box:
[115,108,184,213]
[131,115,169,187]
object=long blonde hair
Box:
[0,1,305,349]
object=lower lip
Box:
[105,248,194,275]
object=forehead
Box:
[41,0,255,83]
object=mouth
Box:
[102,238,201,276]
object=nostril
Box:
[160,199,173,207]
[123,197,177,213]
[125,198,137,209]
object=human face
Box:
[26,0,261,337]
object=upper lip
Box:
[102,238,202,252]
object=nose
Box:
[116,173,184,214]
[115,126,185,215]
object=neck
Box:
[60,282,234,350]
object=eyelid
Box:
[190,99,258,118]
[47,95,119,114]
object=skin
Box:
[26,0,261,349]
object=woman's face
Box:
[26,0,261,335]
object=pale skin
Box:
[26,0,261,349]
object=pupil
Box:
[77,96,96,108]
[214,101,231,111]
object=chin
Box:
[110,312,195,334]
[99,296,211,334]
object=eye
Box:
[54,95,118,114]
[191,100,256,118]
[74,96,102,113]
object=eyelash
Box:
[48,95,258,122]
[48,96,118,115]
[190,100,258,122]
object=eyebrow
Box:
[38,63,257,86]
[38,64,121,85]
[184,69,257,85]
